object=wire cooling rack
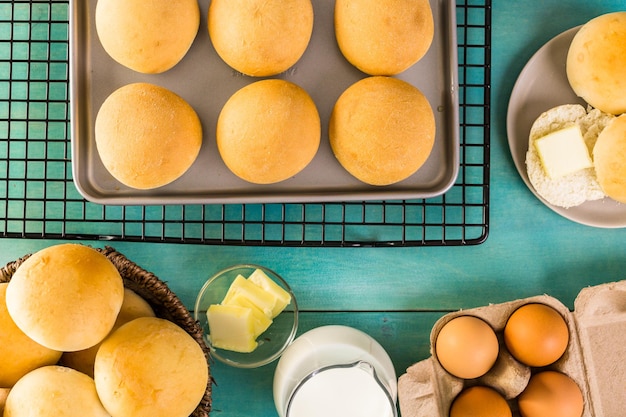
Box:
[0,0,490,247]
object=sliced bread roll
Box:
[525,104,614,208]
[208,0,314,77]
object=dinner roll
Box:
[208,0,314,76]
[0,283,61,387]
[525,104,613,208]
[329,76,435,185]
[0,388,8,415]
[3,366,109,417]
[60,288,156,378]
[566,12,626,114]
[594,114,626,203]
[335,0,434,75]
[5,244,124,352]
[217,79,320,184]
[96,0,199,73]
[95,83,202,190]
[94,317,209,417]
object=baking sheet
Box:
[69,0,459,205]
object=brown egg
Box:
[450,386,512,417]
[504,303,569,367]
[518,371,584,417]
[435,315,499,379]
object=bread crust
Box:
[95,83,202,190]
[96,0,199,74]
[94,317,209,417]
[0,284,62,387]
[5,244,124,352]
[329,76,435,186]
[217,79,320,184]
[60,288,156,378]
[208,0,314,76]
[566,12,626,115]
[593,114,626,203]
[335,0,434,75]
[4,366,110,417]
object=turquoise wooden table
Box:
[1,1,625,416]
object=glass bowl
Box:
[194,264,298,368]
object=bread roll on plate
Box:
[329,76,435,186]
[208,0,314,77]
[96,0,199,74]
[525,104,614,208]
[3,366,109,417]
[95,83,202,190]
[5,243,124,352]
[335,0,434,75]
[594,114,626,204]
[217,79,320,184]
[566,12,626,115]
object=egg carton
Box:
[398,280,626,417]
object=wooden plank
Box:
[208,311,446,417]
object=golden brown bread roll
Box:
[566,12,626,115]
[335,0,434,75]
[95,0,199,74]
[95,83,202,190]
[0,388,8,415]
[329,76,435,185]
[5,244,124,352]
[60,288,156,378]
[0,283,62,387]
[217,79,320,184]
[3,366,109,417]
[94,317,209,417]
[593,114,626,203]
[208,0,314,76]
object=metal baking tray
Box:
[69,0,459,205]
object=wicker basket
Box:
[0,245,212,417]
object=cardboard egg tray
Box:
[398,280,626,417]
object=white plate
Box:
[506,27,626,228]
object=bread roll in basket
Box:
[0,245,212,417]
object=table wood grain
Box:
[0,1,625,416]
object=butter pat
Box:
[207,304,258,353]
[248,269,292,318]
[207,269,292,353]
[226,292,273,337]
[534,125,593,179]
[222,274,277,318]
